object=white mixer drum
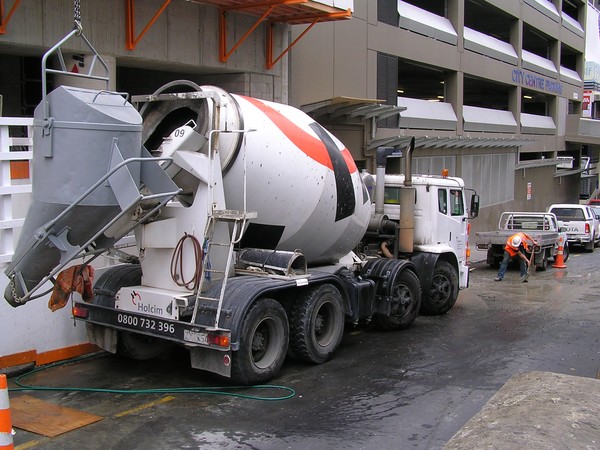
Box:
[223,94,371,264]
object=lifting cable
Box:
[8,353,296,401]
[170,233,203,291]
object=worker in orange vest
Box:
[494,232,538,282]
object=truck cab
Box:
[363,171,477,316]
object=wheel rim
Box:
[250,316,283,369]
[390,283,413,318]
[313,301,337,347]
[429,274,450,305]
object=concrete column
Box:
[511,18,522,134]
[447,71,464,135]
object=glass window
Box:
[450,189,464,216]
[384,187,401,204]
[438,189,447,214]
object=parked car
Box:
[590,205,600,220]
[548,204,600,252]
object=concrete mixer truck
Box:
[3,61,478,385]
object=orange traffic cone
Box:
[552,236,567,269]
[0,374,13,450]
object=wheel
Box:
[92,264,173,360]
[562,242,569,262]
[93,264,142,306]
[373,269,421,330]
[289,284,345,364]
[585,237,594,252]
[536,249,548,272]
[420,260,459,316]
[118,331,172,360]
[231,298,289,385]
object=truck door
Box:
[437,187,468,260]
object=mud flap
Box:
[189,347,232,378]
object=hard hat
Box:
[511,235,522,248]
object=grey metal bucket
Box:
[5,85,144,306]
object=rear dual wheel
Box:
[231,298,289,385]
[92,264,173,361]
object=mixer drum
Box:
[222,94,371,264]
[139,84,371,265]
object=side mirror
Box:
[469,194,480,219]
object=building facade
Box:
[290,0,600,232]
[0,0,352,116]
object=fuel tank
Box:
[142,84,372,265]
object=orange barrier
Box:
[0,374,13,449]
[552,236,567,269]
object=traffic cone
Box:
[552,236,567,269]
[0,374,13,450]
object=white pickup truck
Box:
[548,204,600,252]
[475,212,569,270]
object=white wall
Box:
[0,118,89,366]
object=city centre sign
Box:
[512,69,563,94]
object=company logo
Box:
[130,290,141,305]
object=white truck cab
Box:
[382,174,472,292]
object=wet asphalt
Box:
[6,248,600,449]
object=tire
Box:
[420,260,459,316]
[118,331,172,360]
[231,298,289,385]
[536,249,548,272]
[93,264,172,360]
[289,284,345,364]
[373,269,421,330]
[93,264,142,306]
[562,242,569,262]
[585,237,594,253]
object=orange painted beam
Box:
[0,349,36,369]
[267,18,319,69]
[125,0,172,51]
[0,343,100,369]
[220,5,275,63]
[36,343,100,366]
[0,0,21,34]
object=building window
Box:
[562,0,582,24]
[401,0,446,16]
[464,0,514,44]
[396,59,446,101]
[523,24,554,60]
[464,76,510,110]
[522,89,551,115]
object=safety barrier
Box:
[0,374,13,449]
[0,117,34,269]
[552,236,567,269]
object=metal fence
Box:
[0,117,33,267]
